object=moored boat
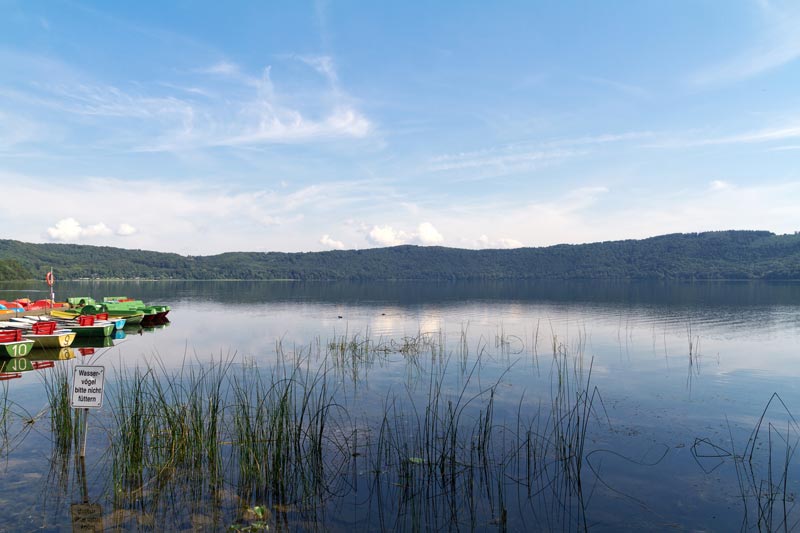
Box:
[59,322,114,338]
[30,313,116,338]
[24,330,77,348]
[0,329,35,358]
[62,298,147,325]
[16,320,77,348]
[102,297,169,325]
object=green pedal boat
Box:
[0,329,35,358]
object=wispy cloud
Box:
[768,144,800,151]
[0,51,371,154]
[142,59,370,151]
[0,111,44,149]
[690,1,800,85]
[199,61,241,77]
[578,75,650,99]
[649,123,800,148]
[429,131,651,177]
[43,83,194,119]
[297,55,338,86]
[429,147,582,174]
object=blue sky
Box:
[1,1,799,254]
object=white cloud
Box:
[116,223,137,236]
[476,235,523,249]
[364,222,445,247]
[320,234,345,250]
[46,218,112,241]
[367,225,408,246]
[83,222,112,237]
[0,173,383,254]
[46,218,82,241]
[499,238,523,248]
[417,222,444,245]
[8,170,800,256]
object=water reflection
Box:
[0,280,797,530]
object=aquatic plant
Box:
[735,393,800,531]
[0,379,34,458]
[41,361,80,458]
[94,330,609,530]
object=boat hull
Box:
[107,311,144,325]
[24,331,76,348]
[55,307,146,326]
[70,324,115,338]
[0,340,35,358]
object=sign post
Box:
[70,365,105,531]
[71,365,105,457]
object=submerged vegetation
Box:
[3,230,800,280]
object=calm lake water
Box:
[1,280,800,532]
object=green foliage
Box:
[0,259,32,281]
[1,230,800,280]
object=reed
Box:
[40,361,80,458]
[93,329,606,530]
[109,364,154,499]
[735,393,800,531]
[0,381,32,458]
[0,380,10,456]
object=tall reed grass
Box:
[80,329,607,531]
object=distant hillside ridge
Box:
[1,230,800,281]
[0,259,33,281]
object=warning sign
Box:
[71,366,105,409]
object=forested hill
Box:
[1,230,800,281]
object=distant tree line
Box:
[1,230,800,281]
[0,259,32,281]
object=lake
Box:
[1,280,799,532]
